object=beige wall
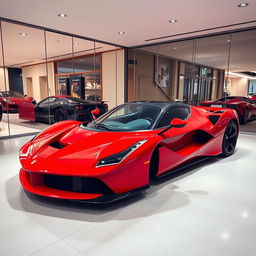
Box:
[22,62,55,102]
[102,49,125,110]
[229,77,248,96]
[0,67,9,91]
[131,51,170,102]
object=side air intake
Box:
[209,115,220,125]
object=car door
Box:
[155,106,191,176]
[35,97,57,122]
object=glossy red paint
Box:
[19,104,239,203]
[201,96,256,124]
[19,102,35,121]
[0,95,33,112]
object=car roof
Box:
[128,101,189,110]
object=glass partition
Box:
[0,21,47,136]
[0,19,124,138]
[128,29,256,133]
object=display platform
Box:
[0,113,48,137]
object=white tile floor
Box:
[0,134,256,256]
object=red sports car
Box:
[0,91,33,112]
[19,101,239,203]
[200,96,256,124]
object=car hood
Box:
[20,121,159,175]
[1,97,33,103]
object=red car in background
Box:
[200,96,256,124]
[248,94,256,104]
[0,91,33,112]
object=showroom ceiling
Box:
[0,0,255,47]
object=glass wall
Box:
[128,29,256,132]
[0,20,124,138]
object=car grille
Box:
[44,174,114,194]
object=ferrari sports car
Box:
[200,96,256,124]
[0,90,33,112]
[19,95,108,124]
[19,101,239,203]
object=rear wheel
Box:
[54,109,67,123]
[221,120,238,157]
[241,108,249,124]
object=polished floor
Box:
[0,134,256,256]
[0,113,48,137]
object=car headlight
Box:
[96,139,147,167]
[3,99,14,103]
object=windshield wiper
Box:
[96,123,112,131]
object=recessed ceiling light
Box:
[118,31,125,35]
[226,39,231,43]
[237,2,249,7]
[74,42,79,46]
[169,19,177,23]
[172,47,177,50]
[58,13,67,17]
[19,32,28,36]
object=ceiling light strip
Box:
[226,71,256,80]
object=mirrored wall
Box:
[0,20,125,138]
[128,28,256,132]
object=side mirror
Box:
[170,118,187,128]
[158,118,187,136]
[91,108,100,120]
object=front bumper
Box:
[19,168,147,204]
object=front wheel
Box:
[221,120,238,157]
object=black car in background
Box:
[19,95,108,124]
[0,102,2,122]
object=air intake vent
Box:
[50,141,66,149]
[209,115,220,125]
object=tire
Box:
[149,148,159,181]
[54,109,67,123]
[241,108,249,124]
[221,120,238,157]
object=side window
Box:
[39,97,57,106]
[156,107,190,128]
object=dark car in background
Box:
[0,91,34,112]
[0,102,2,122]
[19,95,108,124]
[200,96,256,124]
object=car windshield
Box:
[0,91,24,97]
[87,103,162,131]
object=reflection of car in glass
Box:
[19,95,108,124]
[0,91,33,112]
[0,102,2,122]
[19,101,239,204]
[200,96,256,124]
